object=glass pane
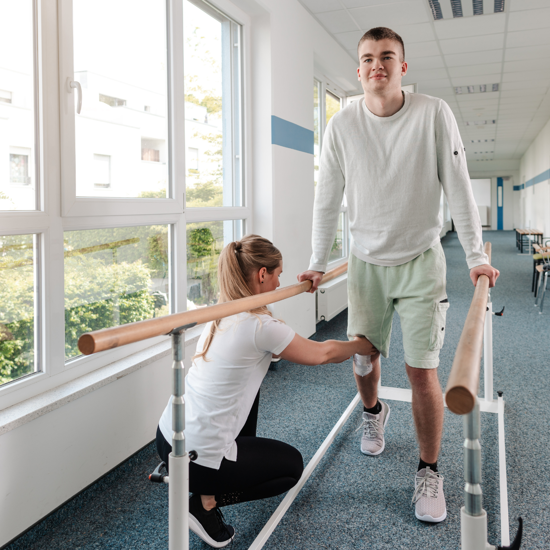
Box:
[328,212,344,264]
[186,220,243,308]
[326,90,341,126]
[64,225,170,361]
[0,234,37,385]
[184,1,241,207]
[73,1,169,198]
[313,80,320,189]
[0,0,37,211]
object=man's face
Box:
[357,38,408,96]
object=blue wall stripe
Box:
[497,177,503,230]
[271,116,314,154]
[513,184,524,191]
[525,168,550,188]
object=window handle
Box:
[68,78,82,114]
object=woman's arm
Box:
[278,334,377,366]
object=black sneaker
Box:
[189,494,235,548]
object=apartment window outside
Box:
[10,154,30,185]
[0,0,36,211]
[93,154,110,188]
[184,0,242,208]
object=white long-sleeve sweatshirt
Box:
[308,92,489,272]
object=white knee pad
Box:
[353,354,373,377]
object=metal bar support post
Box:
[169,324,195,550]
[461,399,495,550]
[484,291,493,402]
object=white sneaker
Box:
[412,467,447,522]
[356,401,390,455]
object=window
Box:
[0,0,248,402]
[93,154,110,188]
[184,0,242,208]
[314,78,348,264]
[187,220,244,309]
[0,89,11,104]
[10,153,31,185]
[0,0,37,211]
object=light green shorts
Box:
[347,242,449,369]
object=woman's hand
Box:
[353,336,378,356]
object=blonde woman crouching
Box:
[156,234,376,548]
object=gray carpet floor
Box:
[6,230,549,549]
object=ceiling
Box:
[298,0,550,172]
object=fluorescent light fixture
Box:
[455,87,463,94]
[427,0,443,20]
[450,0,463,17]
[479,84,486,92]
[473,0,483,15]
[467,86,475,93]
[430,0,504,20]
[492,83,499,92]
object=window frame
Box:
[0,0,251,409]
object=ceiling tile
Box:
[504,59,550,73]
[406,41,439,58]
[444,50,503,68]
[455,92,500,102]
[509,0,550,10]
[502,70,550,83]
[504,46,550,62]
[350,1,431,28]
[448,63,502,78]
[500,89,545,99]
[334,30,365,50]
[501,80,550,91]
[507,7,550,32]
[407,68,448,80]
[342,0,419,6]
[433,13,506,39]
[439,34,505,55]
[316,9,358,34]
[451,73,502,87]
[394,23,436,43]
[411,77,450,89]
[408,55,445,70]
[506,28,550,48]
[298,0,344,14]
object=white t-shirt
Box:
[158,312,295,469]
[308,92,488,272]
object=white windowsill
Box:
[0,325,203,436]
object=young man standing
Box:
[298,27,499,522]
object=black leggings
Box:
[156,391,304,507]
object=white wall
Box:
[519,118,550,237]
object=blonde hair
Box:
[194,234,282,362]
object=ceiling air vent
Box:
[429,0,505,20]
[455,83,499,94]
[465,120,496,126]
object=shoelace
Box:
[355,416,383,439]
[214,507,233,539]
[411,469,444,504]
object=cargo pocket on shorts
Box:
[429,299,450,351]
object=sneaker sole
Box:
[415,509,447,523]
[189,513,235,548]
[360,405,391,456]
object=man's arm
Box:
[435,100,499,285]
[307,119,346,273]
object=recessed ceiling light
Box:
[430,0,505,20]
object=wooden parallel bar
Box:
[78,262,348,356]
[445,242,492,415]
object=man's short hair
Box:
[357,27,405,62]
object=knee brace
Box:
[353,354,373,377]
